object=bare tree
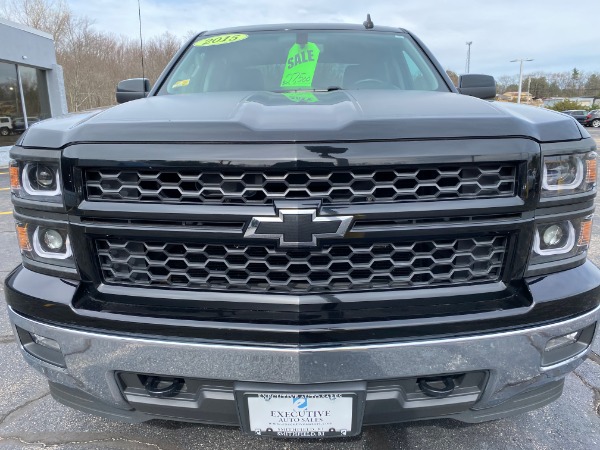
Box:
[1,0,72,48]
[1,0,182,111]
[2,0,599,112]
[445,70,458,87]
[496,75,518,94]
[143,32,182,82]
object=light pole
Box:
[510,58,533,104]
[465,41,473,74]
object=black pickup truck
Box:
[5,22,600,438]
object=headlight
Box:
[529,215,593,267]
[533,222,576,256]
[15,222,74,266]
[542,152,597,197]
[10,160,62,203]
[32,227,72,259]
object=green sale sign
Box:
[280,42,321,89]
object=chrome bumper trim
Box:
[8,305,600,413]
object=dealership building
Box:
[0,18,67,163]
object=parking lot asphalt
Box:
[0,128,600,449]
[589,127,600,147]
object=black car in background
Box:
[584,110,600,128]
[563,109,589,124]
[12,116,40,133]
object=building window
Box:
[0,62,51,146]
[0,61,24,145]
[19,65,51,126]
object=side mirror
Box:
[458,74,496,100]
[116,78,150,104]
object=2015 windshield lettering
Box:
[194,33,248,47]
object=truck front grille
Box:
[85,164,517,205]
[96,235,508,293]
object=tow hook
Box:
[144,376,185,398]
[417,376,456,398]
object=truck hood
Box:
[19,90,585,148]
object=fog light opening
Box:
[542,324,596,366]
[545,331,580,352]
[14,326,66,368]
[32,227,72,259]
[533,222,575,256]
[30,332,61,351]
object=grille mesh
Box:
[96,236,508,293]
[85,164,517,205]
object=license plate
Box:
[245,393,355,438]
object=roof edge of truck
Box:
[198,23,408,36]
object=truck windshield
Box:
[157,30,449,95]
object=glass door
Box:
[0,61,24,146]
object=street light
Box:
[465,41,473,74]
[510,58,534,104]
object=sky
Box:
[69,0,598,78]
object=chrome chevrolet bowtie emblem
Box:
[244,209,352,247]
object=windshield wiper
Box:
[272,86,344,93]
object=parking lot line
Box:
[0,188,9,191]
[0,211,13,215]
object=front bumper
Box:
[7,299,600,426]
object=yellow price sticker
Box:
[172,79,190,88]
[194,34,248,47]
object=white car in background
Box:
[0,116,13,136]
